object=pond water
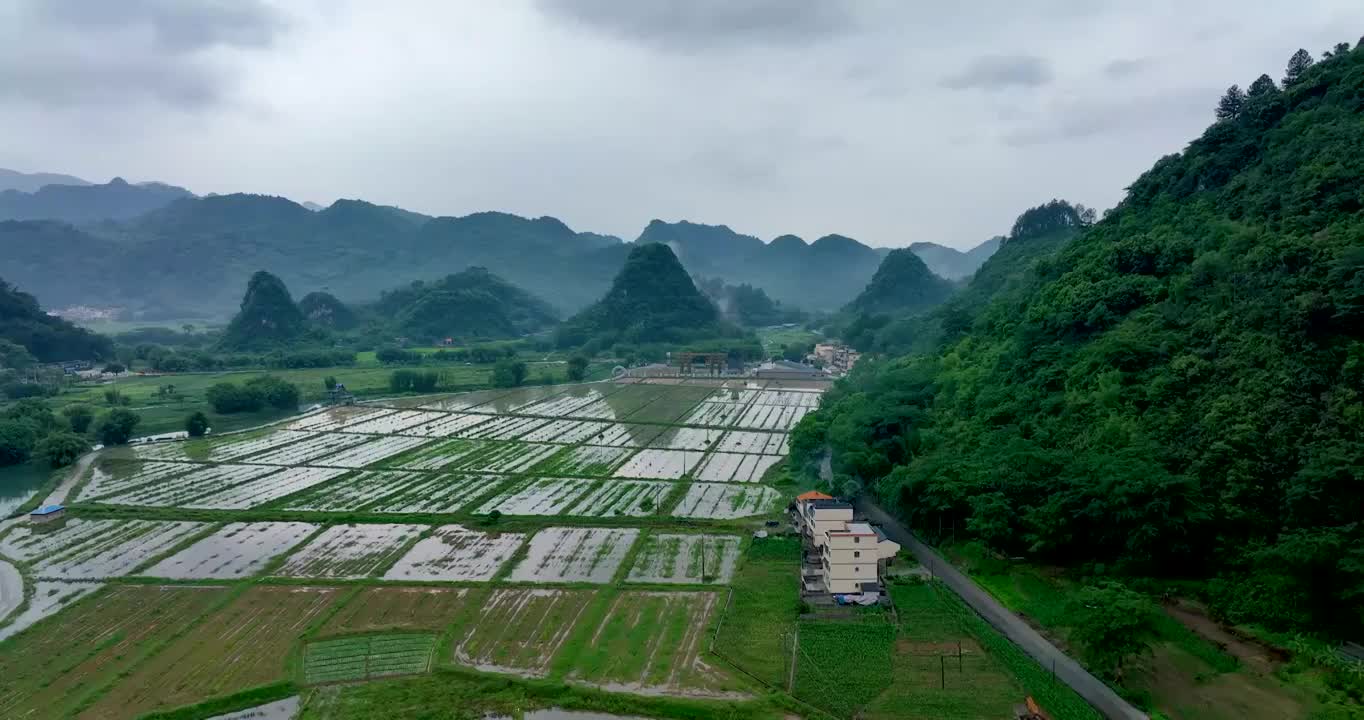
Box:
[0,463,47,516]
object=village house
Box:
[792,491,900,598]
[29,504,66,524]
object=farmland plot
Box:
[395,412,490,438]
[682,402,746,428]
[83,586,340,720]
[79,459,193,501]
[383,525,525,582]
[736,404,809,431]
[455,415,549,441]
[144,521,318,579]
[515,389,611,418]
[133,429,316,464]
[416,389,510,412]
[508,527,639,583]
[716,430,789,456]
[242,432,368,466]
[2,518,206,579]
[97,463,282,507]
[337,410,451,435]
[649,426,720,451]
[0,585,227,718]
[627,534,742,584]
[388,437,482,470]
[473,477,595,516]
[569,591,740,697]
[280,469,426,511]
[363,473,504,514]
[751,389,823,408]
[581,423,665,448]
[703,388,759,404]
[613,449,702,480]
[468,385,567,414]
[395,439,559,474]
[308,435,433,468]
[289,406,395,432]
[452,588,595,676]
[623,395,710,424]
[305,634,436,684]
[320,587,473,636]
[531,445,635,476]
[0,581,103,642]
[672,483,781,519]
[694,453,783,483]
[184,466,349,509]
[567,480,672,517]
[519,418,612,444]
[275,524,424,578]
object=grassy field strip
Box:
[382,525,526,582]
[81,585,342,719]
[304,634,437,684]
[508,527,641,584]
[319,586,477,638]
[0,584,234,719]
[142,521,318,579]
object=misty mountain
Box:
[909,236,1003,280]
[845,249,955,316]
[374,267,559,342]
[635,220,884,311]
[0,168,92,193]
[218,271,311,351]
[0,177,193,224]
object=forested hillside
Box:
[557,243,741,347]
[797,45,1364,635]
[844,248,954,316]
[0,279,113,362]
[217,271,312,352]
[373,267,559,342]
[0,177,191,223]
[909,237,1002,280]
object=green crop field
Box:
[305,634,437,684]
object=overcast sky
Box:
[1,1,1359,249]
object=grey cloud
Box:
[536,0,857,50]
[0,0,287,109]
[941,54,1053,90]
[1002,87,1217,146]
[1104,58,1150,77]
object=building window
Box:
[854,551,860,558]
[854,537,860,543]
[854,567,860,573]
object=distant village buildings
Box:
[811,343,861,376]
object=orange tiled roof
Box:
[795,491,833,501]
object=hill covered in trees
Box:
[372,267,559,342]
[0,177,192,223]
[218,271,312,352]
[844,248,954,316]
[0,279,112,363]
[297,291,357,330]
[557,243,737,347]
[695,277,806,327]
[797,43,1364,637]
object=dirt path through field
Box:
[42,450,97,507]
[1162,600,1285,672]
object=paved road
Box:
[857,498,1148,720]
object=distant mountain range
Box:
[0,169,999,321]
[0,168,92,193]
[909,237,1003,280]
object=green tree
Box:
[246,376,300,410]
[102,362,126,374]
[1069,584,1159,680]
[0,420,37,466]
[1214,84,1245,120]
[0,339,36,371]
[206,382,264,413]
[492,358,528,388]
[324,375,338,391]
[1246,73,1278,97]
[185,411,210,437]
[34,431,88,468]
[1323,42,1352,59]
[566,355,589,381]
[62,404,95,434]
[97,408,141,445]
[1283,48,1315,85]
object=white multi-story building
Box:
[793,492,900,595]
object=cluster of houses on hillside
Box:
[791,491,899,603]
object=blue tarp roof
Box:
[32,504,64,515]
